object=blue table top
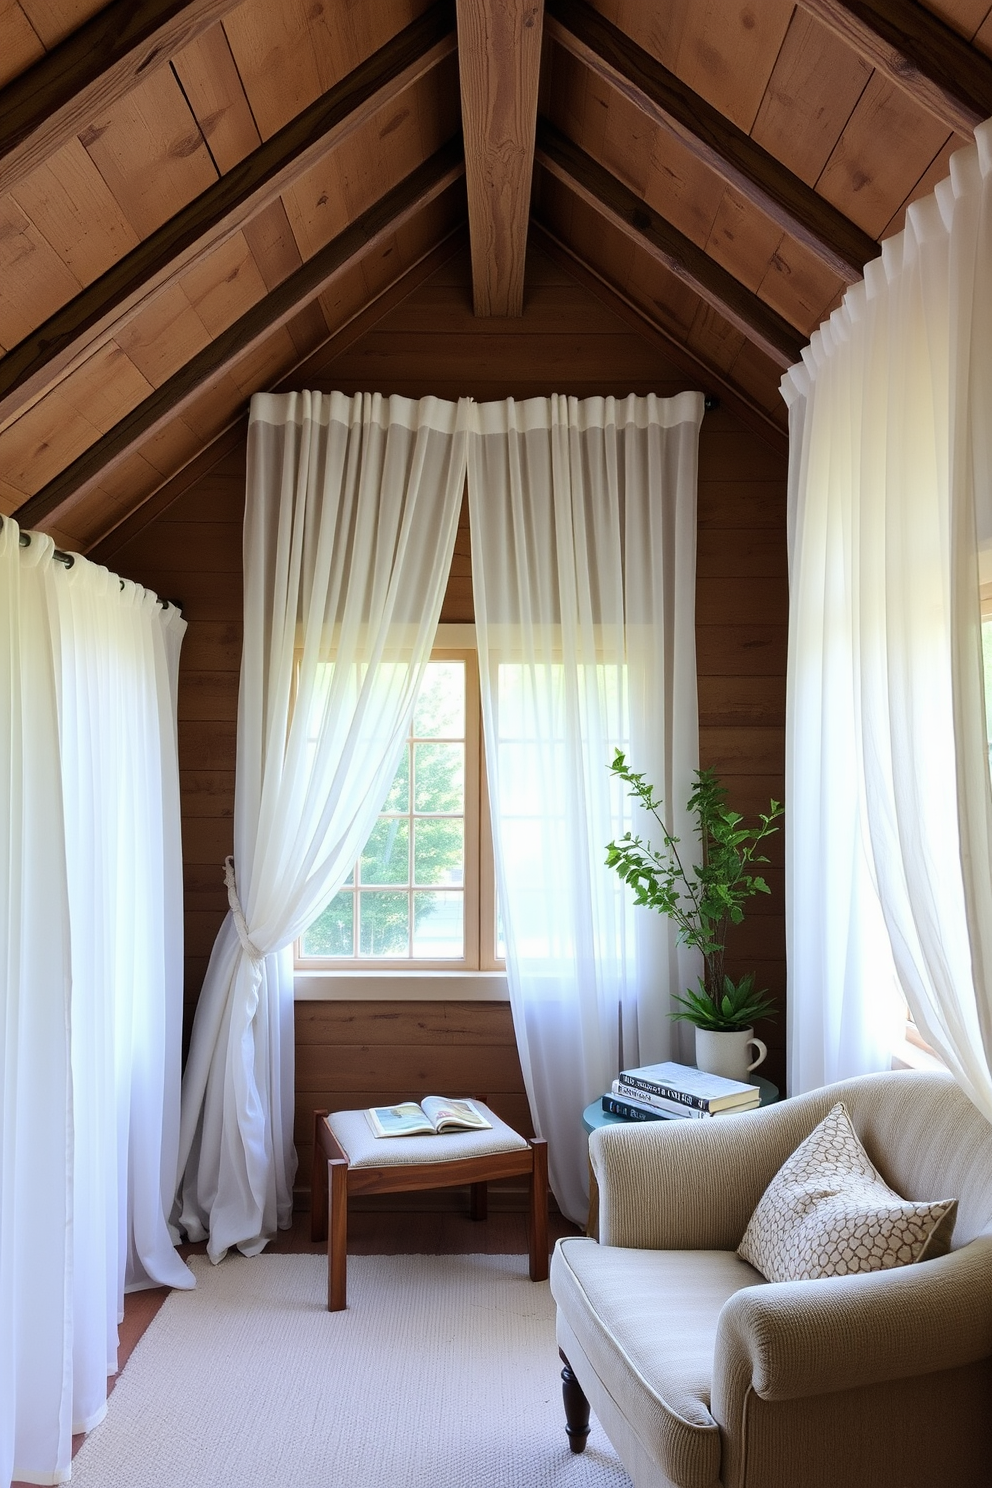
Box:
[583,1074,780,1134]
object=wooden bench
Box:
[311,1103,549,1310]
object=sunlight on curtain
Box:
[0,521,189,1487]
[783,121,992,1119]
[468,393,703,1222]
[177,391,469,1261]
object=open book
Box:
[365,1097,493,1139]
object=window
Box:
[487,657,630,964]
[296,632,501,973]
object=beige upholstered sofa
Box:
[551,1070,992,1488]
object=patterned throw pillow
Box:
[738,1101,957,1282]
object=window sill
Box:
[891,1038,947,1073]
[294,970,509,1001]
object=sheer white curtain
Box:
[0,521,190,1488]
[1,524,73,1488]
[55,564,193,1447]
[783,120,992,1119]
[468,393,704,1222]
[177,390,468,1260]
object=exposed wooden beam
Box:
[87,421,247,562]
[89,229,469,560]
[799,0,992,137]
[0,1,458,433]
[545,0,877,284]
[456,0,543,315]
[535,121,805,369]
[0,0,244,196]
[13,143,466,531]
[532,224,788,453]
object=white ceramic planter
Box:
[694,1026,767,1083]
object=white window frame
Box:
[294,625,507,1001]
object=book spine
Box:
[614,1082,711,1118]
[602,1094,674,1123]
[618,1072,712,1111]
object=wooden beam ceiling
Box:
[456,0,543,315]
[532,223,788,452]
[535,121,805,370]
[90,230,469,561]
[799,0,992,137]
[545,0,877,284]
[0,1,458,432]
[0,0,244,197]
[12,142,466,531]
[6,0,977,536]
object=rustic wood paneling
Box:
[102,236,788,1104]
[294,999,532,1200]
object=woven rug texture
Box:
[69,1253,632,1487]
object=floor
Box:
[18,1194,580,1484]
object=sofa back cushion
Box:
[833,1073,992,1246]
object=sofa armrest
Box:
[591,1098,824,1250]
[712,1237,992,1413]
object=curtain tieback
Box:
[223,857,264,964]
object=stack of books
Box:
[603,1060,761,1123]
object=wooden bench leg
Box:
[311,1110,329,1243]
[327,1152,349,1312]
[470,1181,488,1220]
[528,1137,549,1282]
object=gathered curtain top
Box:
[249,388,705,436]
[781,116,992,408]
[250,389,472,434]
[468,390,704,434]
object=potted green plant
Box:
[605,750,783,1081]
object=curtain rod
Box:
[2,517,180,610]
[16,525,74,568]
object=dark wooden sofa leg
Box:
[528,1137,549,1281]
[470,1181,488,1220]
[559,1349,591,1453]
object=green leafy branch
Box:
[605,750,783,1030]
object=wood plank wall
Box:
[100,240,788,1201]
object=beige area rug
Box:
[70,1253,633,1487]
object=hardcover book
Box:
[365,1097,492,1139]
[612,1079,759,1118]
[617,1060,759,1112]
[602,1093,682,1123]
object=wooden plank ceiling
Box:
[1,0,991,550]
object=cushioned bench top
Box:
[325,1103,530,1169]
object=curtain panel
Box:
[0,522,189,1488]
[782,121,992,1119]
[177,391,469,1261]
[468,392,704,1222]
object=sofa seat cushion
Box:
[551,1237,766,1488]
